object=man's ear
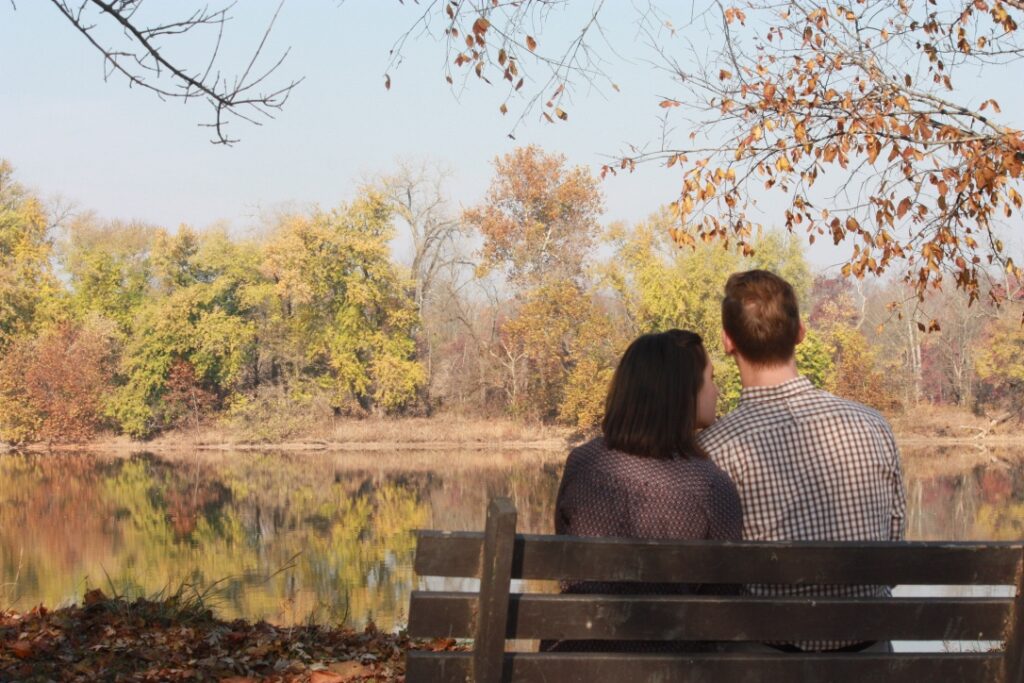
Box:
[722,329,736,355]
[796,321,807,345]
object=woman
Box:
[547,329,741,652]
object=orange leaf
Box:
[897,197,912,218]
[84,588,107,606]
[326,660,375,681]
[310,672,346,683]
[659,99,682,108]
[9,640,32,659]
[526,35,537,51]
[472,17,490,35]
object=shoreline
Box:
[3,411,1022,456]
[6,434,1024,458]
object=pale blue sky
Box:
[1,3,677,224]
[1,1,1019,270]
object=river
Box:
[0,445,1021,637]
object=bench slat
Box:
[415,532,1024,585]
[408,592,1012,641]
[405,651,1002,683]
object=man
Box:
[697,269,906,653]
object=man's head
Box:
[721,269,804,366]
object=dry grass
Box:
[59,416,574,455]
[890,404,1022,442]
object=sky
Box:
[1,1,1020,272]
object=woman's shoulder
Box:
[641,452,737,495]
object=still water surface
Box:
[1,447,1021,632]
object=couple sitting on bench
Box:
[548,269,905,654]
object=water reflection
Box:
[0,448,1020,631]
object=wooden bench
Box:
[406,497,1024,683]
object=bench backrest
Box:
[407,498,1024,683]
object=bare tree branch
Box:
[46,0,302,144]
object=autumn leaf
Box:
[897,197,912,219]
[659,99,682,108]
[8,640,32,659]
[526,35,537,51]
[310,672,346,683]
[84,588,107,606]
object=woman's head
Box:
[602,329,717,459]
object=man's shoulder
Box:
[803,388,894,433]
[698,386,895,452]
[697,404,757,452]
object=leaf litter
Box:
[1,590,461,682]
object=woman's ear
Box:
[797,321,807,344]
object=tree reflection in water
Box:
[0,449,1020,629]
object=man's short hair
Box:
[722,269,801,365]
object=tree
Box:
[260,194,425,414]
[602,210,825,412]
[373,160,467,317]
[460,146,606,421]
[370,160,471,402]
[0,160,59,351]
[464,145,603,287]
[828,323,900,412]
[60,214,155,333]
[108,227,259,437]
[919,283,994,406]
[38,1,301,145]
[395,1,1024,301]
[498,279,612,420]
[0,319,117,445]
[975,304,1024,418]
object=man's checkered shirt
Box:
[696,376,906,651]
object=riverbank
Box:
[19,417,572,455]
[6,407,1022,456]
[0,590,455,682]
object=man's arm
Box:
[882,426,906,541]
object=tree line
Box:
[0,149,1021,445]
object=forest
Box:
[1,147,1021,447]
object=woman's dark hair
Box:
[602,329,708,460]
